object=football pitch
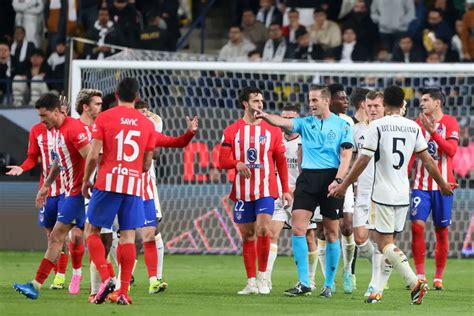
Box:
[0,252,473,315]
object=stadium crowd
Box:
[0,0,181,106]
[221,0,474,62]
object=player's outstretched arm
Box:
[253,108,293,134]
[154,116,198,148]
[82,140,102,199]
[5,165,24,176]
[329,154,371,199]
[417,150,454,196]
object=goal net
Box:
[71,59,474,257]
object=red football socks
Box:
[34,258,56,285]
[118,243,136,296]
[434,226,449,279]
[242,240,257,279]
[86,234,109,282]
[411,222,426,276]
[257,235,270,273]
[107,261,116,278]
[57,252,69,274]
[143,241,158,278]
[68,241,84,270]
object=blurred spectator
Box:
[0,43,13,104]
[218,26,256,62]
[286,28,324,61]
[391,33,426,63]
[408,0,428,44]
[12,49,49,106]
[230,0,260,26]
[433,0,459,29]
[0,0,15,43]
[262,23,288,62]
[432,37,459,62]
[342,0,379,55]
[47,41,66,92]
[374,46,390,62]
[461,1,474,61]
[10,26,35,76]
[241,8,268,52]
[140,14,173,51]
[12,0,44,48]
[27,50,50,104]
[371,0,415,51]
[282,8,306,45]
[334,27,369,63]
[78,0,101,33]
[426,51,442,63]
[158,0,180,51]
[108,0,140,48]
[256,0,283,28]
[248,49,262,62]
[45,0,79,54]
[423,8,453,52]
[308,6,341,51]
[451,19,464,61]
[85,6,114,59]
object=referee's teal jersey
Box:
[292,113,353,170]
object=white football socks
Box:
[383,243,417,290]
[342,234,356,273]
[308,249,318,285]
[90,262,101,295]
[155,233,164,279]
[317,239,326,279]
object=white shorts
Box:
[369,202,409,234]
[273,198,317,230]
[353,193,372,228]
[343,185,354,214]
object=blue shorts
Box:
[38,194,65,228]
[143,199,157,227]
[57,195,85,229]
[410,189,453,227]
[233,197,275,224]
[87,189,145,230]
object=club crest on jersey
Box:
[436,127,443,133]
[327,130,336,140]
[259,135,267,144]
[411,208,417,216]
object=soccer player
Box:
[349,87,370,125]
[82,78,155,305]
[6,116,68,290]
[135,100,196,295]
[351,90,390,297]
[329,86,453,305]
[328,83,356,294]
[219,87,292,295]
[265,105,319,291]
[255,85,353,298]
[12,93,91,300]
[64,89,104,295]
[410,88,459,290]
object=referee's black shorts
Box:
[292,168,344,220]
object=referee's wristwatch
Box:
[334,177,343,184]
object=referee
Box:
[254,85,353,297]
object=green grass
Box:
[0,252,473,315]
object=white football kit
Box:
[352,121,374,228]
[361,115,428,233]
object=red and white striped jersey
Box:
[142,114,162,201]
[413,114,459,190]
[54,116,90,196]
[24,123,63,196]
[92,106,156,196]
[221,119,286,202]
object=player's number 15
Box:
[115,130,141,162]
